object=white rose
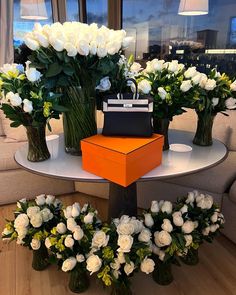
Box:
[168,60,179,72]
[180,205,188,214]
[26,206,40,219]
[199,74,208,88]
[71,203,81,218]
[230,80,236,91]
[150,200,159,213]
[73,226,84,241]
[204,79,217,91]
[56,253,62,259]
[130,217,144,234]
[64,234,74,248]
[182,221,195,234]
[56,222,67,234]
[151,59,165,72]
[138,228,151,243]
[186,192,195,204]
[49,36,64,52]
[77,40,90,56]
[130,62,142,73]
[30,213,43,228]
[33,31,49,48]
[81,203,88,213]
[140,257,155,274]
[144,213,154,228]
[53,198,61,207]
[76,254,85,263]
[184,67,197,78]
[210,224,219,233]
[92,231,109,248]
[158,87,167,100]
[161,219,173,233]
[196,194,205,203]
[84,212,94,224]
[64,206,72,219]
[212,97,219,107]
[117,235,133,253]
[6,92,22,107]
[124,261,135,276]
[192,73,202,85]
[67,218,77,232]
[172,211,184,227]
[158,250,166,261]
[122,36,133,49]
[106,41,121,55]
[25,67,42,82]
[97,45,108,58]
[138,79,151,94]
[96,76,111,92]
[161,201,173,214]
[14,213,29,229]
[204,195,213,209]
[110,258,121,270]
[184,235,193,247]
[45,195,55,205]
[41,208,53,222]
[154,230,172,247]
[202,226,210,236]
[225,97,236,110]
[45,237,51,249]
[62,257,77,272]
[89,41,97,55]
[16,198,27,209]
[117,222,135,235]
[24,35,40,50]
[117,252,126,264]
[180,80,192,92]
[23,99,33,113]
[2,227,13,237]
[30,238,41,250]
[64,42,77,57]
[16,227,27,240]
[35,194,46,206]
[211,212,218,223]
[86,254,102,274]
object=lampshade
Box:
[20,0,48,20]
[178,0,208,16]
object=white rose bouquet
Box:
[0,62,65,162]
[46,202,101,293]
[1,194,62,270]
[86,215,154,294]
[24,22,132,155]
[180,68,236,146]
[175,191,225,265]
[135,59,186,150]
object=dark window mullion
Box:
[79,0,87,23]
[108,0,122,30]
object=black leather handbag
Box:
[102,78,153,137]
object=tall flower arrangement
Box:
[2,194,62,270]
[24,22,132,155]
[0,62,64,161]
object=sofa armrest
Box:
[229,180,236,203]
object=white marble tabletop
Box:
[15,130,227,183]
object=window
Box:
[13,0,53,48]
[66,0,80,21]
[86,0,108,26]
[123,0,236,76]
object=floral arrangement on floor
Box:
[2,194,62,270]
[1,191,224,293]
[0,62,65,161]
[23,22,133,155]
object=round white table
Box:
[15,130,227,218]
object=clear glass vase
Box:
[68,267,90,293]
[193,111,216,146]
[180,248,199,266]
[62,86,97,156]
[32,243,49,271]
[153,117,170,150]
[25,124,50,162]
[152,257,173,285]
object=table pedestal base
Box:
[108,182,137,220]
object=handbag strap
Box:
[118,78,138,100]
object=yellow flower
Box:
[6,70,19,79]
[11,232,18,239]
[43,102,52,117]
[49,237,57,246]
[5,222,13,231]
[97,266,112,286]
[102,246,114,260]
[17,74,26,80]
[55,238,65,252]
[51,227,57,235]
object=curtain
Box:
[0,0,14,66]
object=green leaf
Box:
[10,121,22,128]
[52,104,68,112]
[63,65,75,76]
[46,63,63,78]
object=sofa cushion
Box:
[170,109,236,151]
[229,180,236,203]
[0,137,25,171]
[0,110,5,136]
[164,151,236,194]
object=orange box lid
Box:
[82,134,163,154]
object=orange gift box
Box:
[81,134,164,187]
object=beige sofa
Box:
[76,110,236,243]
[0,116,75,205]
